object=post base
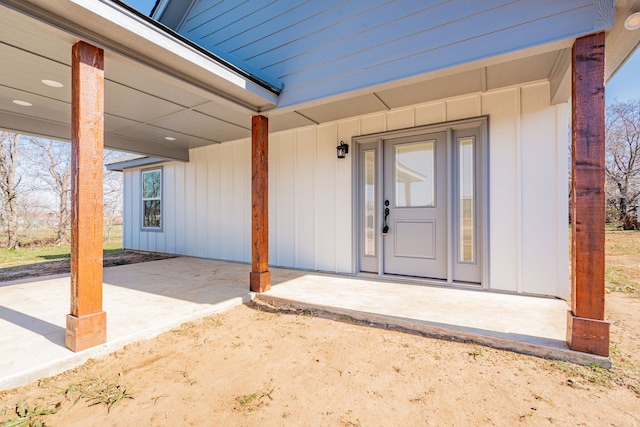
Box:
[566,310,610,357]
[66,311,107,352]
[250,271,271,293]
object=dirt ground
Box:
[0,293,638,426]
[0,251,175,282]
[1,233,639,426]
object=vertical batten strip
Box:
[556,104,571,300]
[515,87,523,294]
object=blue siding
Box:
[280,2,596,105]
[239,1,446,69]
[172,0,615,109]
[183,0,282,39]
[271,0,590,78]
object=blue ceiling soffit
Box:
[111,0,283,95]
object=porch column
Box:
[567,32,609,357]
[66,41,106,352]
[250,115,271,292]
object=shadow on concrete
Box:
[0,305,66,347]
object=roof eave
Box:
[106,156,172,171]
[4,0,281,110]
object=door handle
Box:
[382,200,390,235]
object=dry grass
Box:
[605,231,640,296]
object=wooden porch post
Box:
[250,115,271,292]
[66,41,106,352]
[567,32,609,357]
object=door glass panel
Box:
[364,150,376,256]
[458,137,475,263]
[395,141,434,207]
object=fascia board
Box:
[106,156,170,171]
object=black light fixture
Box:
[336,140,349,159]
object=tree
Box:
[2,135,127,247]
[103,150,127,241]
[0,131,22,248]
[605,100,640,229]
[26,139,72,244]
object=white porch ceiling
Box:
[268,45,574,129]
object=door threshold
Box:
[356,272,482,289]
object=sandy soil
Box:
[1,232,638,426]
[0,292,638,426]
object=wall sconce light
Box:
[336,141,349,159]
[625,12,640,30]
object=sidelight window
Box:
[458,137,475,263]
[364,150,376,256]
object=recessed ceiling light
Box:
[42,79,64,88]
[13,100,32,107]
[625,12,640,30]
[165,136,176,141]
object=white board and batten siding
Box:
[123,81,569,298]
[124,142,251,263]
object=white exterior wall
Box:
[123,81,569,298]
[124,141,252,262]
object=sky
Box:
[606,48,640,105]
[122,0,156,15]
[120,0,640,106]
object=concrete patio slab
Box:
[1,258,610,391]
[0,257,253,391]
[262,271,611,368]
